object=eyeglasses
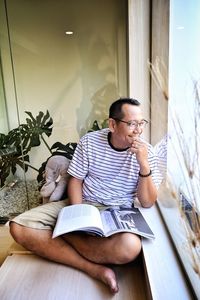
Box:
[114,118,148,129]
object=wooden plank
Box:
[128,0,151,140]
[141,204,193,300]
[150,0,169,145]
[0,225,14,265]
[0,254,148,300]
[8,241,32,255]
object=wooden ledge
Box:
[8,241,32,255]
[140,204,193,299]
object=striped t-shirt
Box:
[67,128,163,207]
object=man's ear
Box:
[108,118,116,133]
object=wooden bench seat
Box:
[0,194,194,299]
[0,249,149,300]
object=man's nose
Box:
[133,125,141,131]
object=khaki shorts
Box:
[11,200,106,230]
[11,200,69,230]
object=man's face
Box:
[110,104,145,148]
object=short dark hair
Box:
[109,98,140,119]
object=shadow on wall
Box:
[76,34,119,136]
[48,34,122,138]
[78,83,118,136]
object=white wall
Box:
[0,0,127,179]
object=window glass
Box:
[0,0,127,217]
[158,0,200,297]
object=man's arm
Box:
[137,170,157,208]
[130,138,157,208]
[67,176,83,205]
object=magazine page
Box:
[100,207,155,239]
[52,204,104,238]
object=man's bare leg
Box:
[64,232,142,264]
[10,222,119,293]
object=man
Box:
[10,98,162,293]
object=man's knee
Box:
[113,233,142,264]
[10,222,25,244]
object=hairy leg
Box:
[9,222,119,293]
[63,232,142,264]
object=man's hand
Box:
[129,138,148,165]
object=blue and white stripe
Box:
[67,128,163,207]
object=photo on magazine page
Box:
[101,206,155,239]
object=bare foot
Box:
[91,265,119,293]
[101,267,119,293]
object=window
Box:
[157,1,200,297]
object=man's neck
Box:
[108,132,129,152]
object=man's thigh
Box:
[10,199,69,230]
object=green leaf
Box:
[87,119,108,132]
[87,120,101,132]
[0,152,30,186]
[0,110,53,187]
[9,110,53,151]
[101,119,108,128]
[25,110,53,140]
[0,133,6,148]
[51,142,77,159]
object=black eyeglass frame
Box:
[113,118,148,128]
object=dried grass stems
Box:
[149,58,200,275]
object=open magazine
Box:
[52,204,154,239]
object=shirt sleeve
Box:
[153,134,168,179]
[148,143,166,189]
[67,136,89,180]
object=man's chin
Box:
[127,135,137,144]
